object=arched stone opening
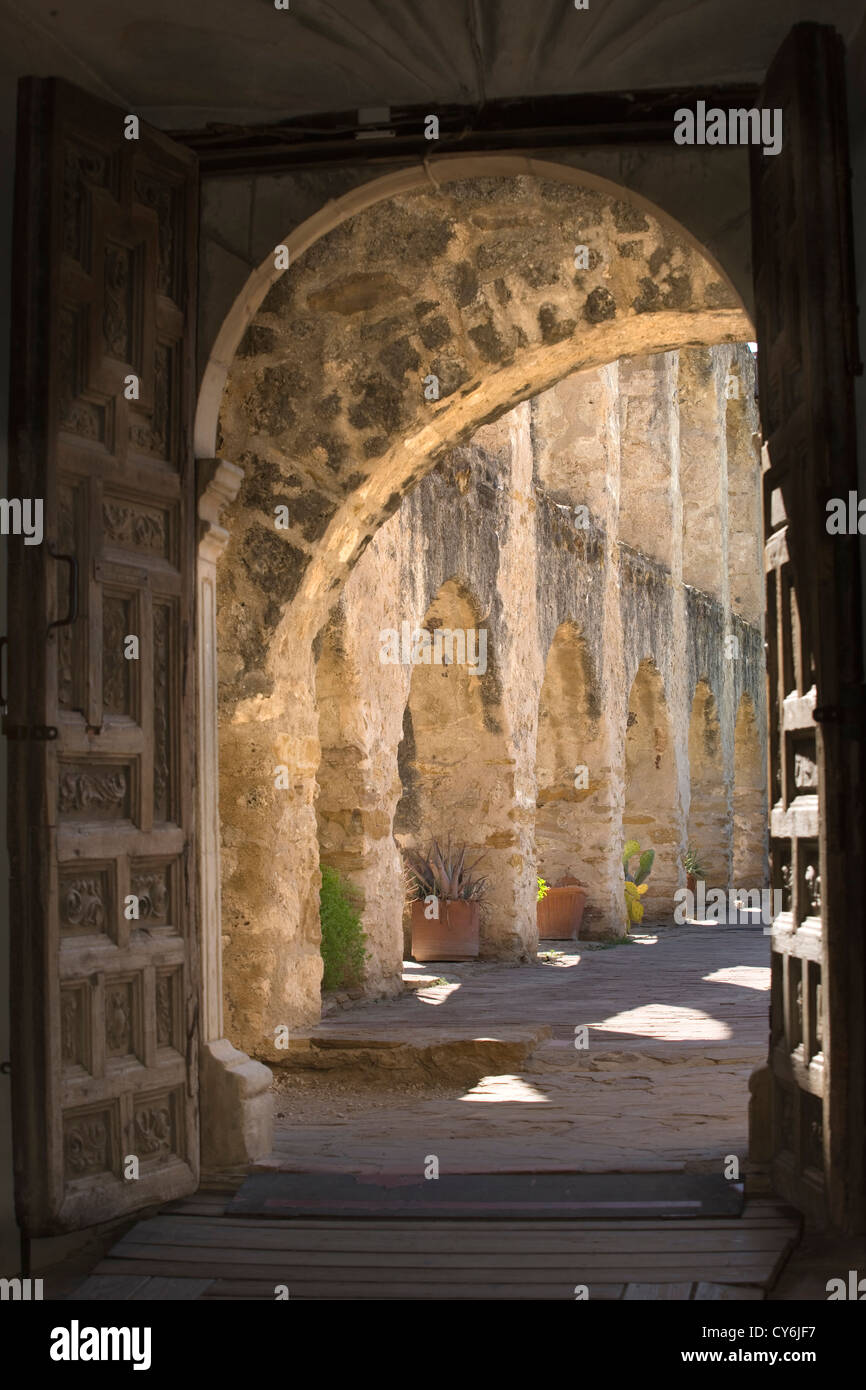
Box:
[686,679,730,887]
[206,165,752,1056]
[733,692,767,890]
[535,621,611,934]
[623,657,680,923]
[394,577,525,957]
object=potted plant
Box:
[683,845,706,897]
[537,872,587,940]
[623,839,654,931]
[404,839,487,961]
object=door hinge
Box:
[1,720,58,740]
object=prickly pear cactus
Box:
[622,840,654,929]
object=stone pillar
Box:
[716,346,737,890]
[196,458,273,1170]
[593,360,630,937]
[678,346,737,886]
[668,350,692,900]
[726,345,764,626]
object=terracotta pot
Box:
[537,884,587,940]
[687,871,696,896]
[410,898,480,961]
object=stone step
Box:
[274,1025,551,1083]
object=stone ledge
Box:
[274,1025,551,1084]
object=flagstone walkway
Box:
[265,923,770,1176]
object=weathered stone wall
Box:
[299,344,767,1000]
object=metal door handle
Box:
[47,546,78,631]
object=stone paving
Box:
[266,924,770,1176]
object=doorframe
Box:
[190,152,756,1165]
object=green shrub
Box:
[319,866,367,992]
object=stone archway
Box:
[687,679,730,888]
[200,161,751,1058]
[535,621,611,934]
[623,658,680,923]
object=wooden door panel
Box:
[8,79,199,1234]
[752,23,864,1231]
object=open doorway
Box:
[9,21,864,1297]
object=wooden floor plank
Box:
[122,1212,800,1237]
[102,1238,788,1267]
[694,1282,766,1300]
[202,1283,625,1301]
[108,1236,795,1265]
[127,1277,215,1300]
[64,1193,800,1301]
[113,1218,796,1256]
[69,1274,152,1301]
[624,1282,694,1299]
[100,1251,783,1273]
[94,1257,783,1287]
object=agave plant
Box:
[622,839,654,928]
[404,838,488,903]
[683,845,707,878]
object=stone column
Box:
[595,360,630,936]
[196,458,274,1170]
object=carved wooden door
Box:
[752,24,864,1230]
[7,79,199,1232]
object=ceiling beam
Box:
[168,86,760,176]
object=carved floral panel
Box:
[134,173,180,300]
[102,495,171,560]
[155,969,181,1050]
[152,604,172,821]
[131,863,171,926]
[61,982,91,1074]
[58,763,131,821]
[104,977,138,1060]
[102,593,134,717]
[133,1090,177,1161]
[63,1105,114,1180]
[59,867,111,938]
